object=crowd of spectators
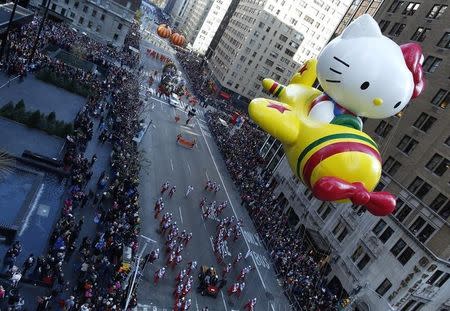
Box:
[1,17,143,310]
[206,111,340,310]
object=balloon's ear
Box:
[248,98,300,145]
[401,43,425,98]
[341,14,382,39]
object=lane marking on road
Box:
[195,297,199,311]
[205,170,209,180]
[197,119,268,291]
[170,159,174,171]
[186,162,191,173]
[209,236,214,249]
[221,291,228,311]
[178,206,183,224]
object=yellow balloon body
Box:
[248,59,382,196]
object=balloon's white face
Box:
[317,14,415,119]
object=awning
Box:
[220,91,231,100]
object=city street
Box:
[134,34,290,310]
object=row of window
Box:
[387,1,447,20]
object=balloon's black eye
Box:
[360,82,370,90]
[394,101,402,109]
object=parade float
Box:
[248,14,425,216]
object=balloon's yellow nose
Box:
[373,98,383,106]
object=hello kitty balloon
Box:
[311,14,425,126]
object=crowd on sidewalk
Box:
[1,16,144,310]
[206,111,340,310]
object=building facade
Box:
[191,0,233,55]
[208,0,304,102]
[30,0,139,47]
[331,0,384,39]
[261,0,450,310]
[178,0,213,43]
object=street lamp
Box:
[124,234,157,310]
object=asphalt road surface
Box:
[134,16,290,311]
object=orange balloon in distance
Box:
[170,33,186,47]
[157,25,172,38]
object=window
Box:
[269,51,278,59]
[417,224,435,242]
[414,112,437,132]
[431,89,448,109]
[258,21,265,28]
[279,34,288,42]
[351,245,364,262]
[384,156,402,176]
[379,20,391,32]
[426,154,448,176]
[376,278,392,296]
[396,205,412,222]
[400,300,417,311]
[275,66,284,73]
[320,205,332,220]
[357,254,371,270]
[375,120,393,137]
[285,49,294,57]
[422,56,442,73]
[78,16,84,24]
[391,238,407,256]
[74,1,79,8]
[397,135,418,155]
[436,273,450,287]
[379,227,394,243]
[83,5,88,12]
[92,10,97,17]
[304,15,314,24]
[113,34,119,41]
[289,41,300,49]
[65,0,68,3]
[87,21,92,28]
[100,14,105,21]
[398,247,414,265]
[372,219,387,235]
[118,23,123,30]
[402,2,420,15]
[426,4,447,19]
[430,194,447,212]
[274,43,283,50]
[70,12,75,18]
[446,136,450,147]
[265,59,274,66]
[410,27,430,42]
[409,177,431,199]
[337,227,348,242]
[427,270,444,285]
[387,0,404,13]
[389,23,406,36]
[437,32,450,49]
[409,216,426,233]
[96,25,101,32]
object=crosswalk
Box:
[136,304,168,311]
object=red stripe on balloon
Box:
[269,82,278,94]
[302,142,381,188]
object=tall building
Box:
[204,0,238,59]
[208,0,304,103]
[29,0,140,47]
[260,1,450,310]
[331,0,384,39]
[178,0,213,43]
[191,0,233,55]
[169,0,191,26]
[262,0,353,63]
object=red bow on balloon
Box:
[312,177,396,216]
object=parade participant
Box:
[154,202,164,219]
[178,230,187,243]
[174,253,183,269]
[154,267,166,285]
[211,182,217,192]
[161,181,170,194]
[216,201,227,216]
[237,266,252,281]
[175,269,187,284]
[169,186,177,198]
[183,233,192,246]
[148,249,160,264]
[186,261,197,275]
[199,197,207,209]
[233,252,243,267]
[214,184,221,194]
[244,298,257,311]
[222,263,232,279]
[175,244,184,256]
[167,251,176,266]
[227,282,239,296]
[237,281,246,298]
[204,180,212,191]
[173,283,183,300]
[182,298,192,310]
[174,296,185,311]
[185,185,194,197]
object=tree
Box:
[47,111,56,123]
[28,110,42,128]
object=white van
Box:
[169,94,181,107]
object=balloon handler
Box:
[248,14,425,217]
